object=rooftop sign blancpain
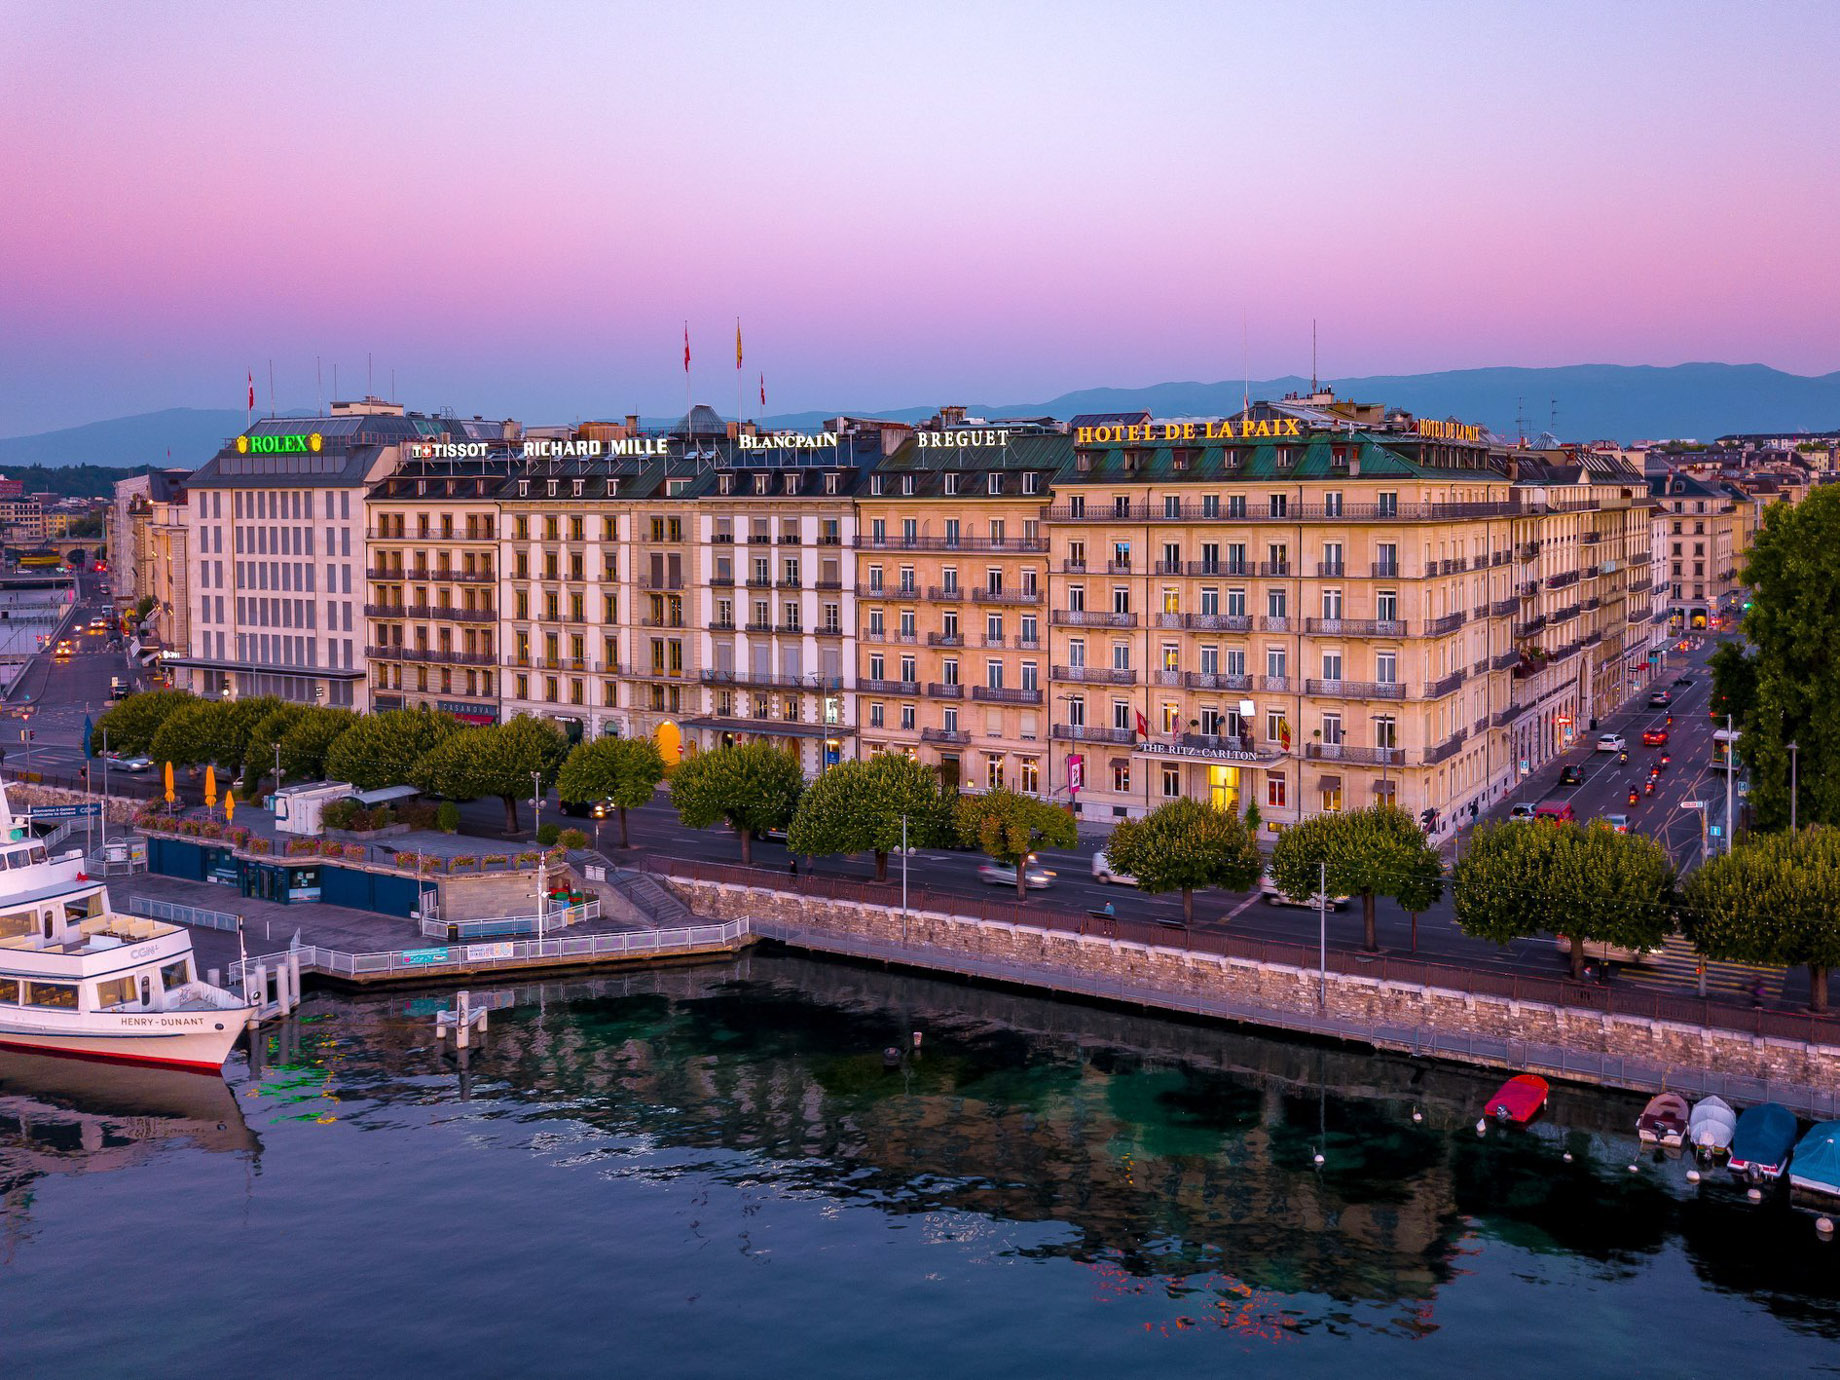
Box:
[737,432,841,450]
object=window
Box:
[1321,712,1343,744]
[900,704,916,730]
[1266,588,1286,619]
[24,980,77,1009]
[1377,590,1398,622]
[1268,494,1288,518]
[1267,773,1287,808]
[870,702,885,728]
[1321,783,1343,812]
[1266,646,1287,679]
[1112,700,1131,731]
[1112,760,1131,792]
[1066,695,1086,726]
[1162,764,1181,798]
[1019,758,1039,792]
[1376,651,1398,684]
[1377,491,1398,518]
[986,755,1004,789]
[1321,588,1343,619]
[1323,492,1343,517]
[1321,650,1342,680]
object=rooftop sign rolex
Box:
[737,432,841,450]
[1075,419,1302,444]
[237,432,322,454]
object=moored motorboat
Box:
[0,779,252,1071]
[1485,1074,1549,1125]
[1728,1102,1799,1182]
[1788,1122,1840,1204]
[1687,1096,1737,1156]
[1637,1092,1690,1147]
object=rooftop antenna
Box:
[1549,397,1558,437]
[367,352,373,397]
[316,356,323,416]
[1242,316,1250,416]
[268,359,275,419]
[1515,395,1527,446]
[333,362,338,403]
[1311,319,1318,394]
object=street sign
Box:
[1066,753,1085,794]
[1681,800,1706,810]
[26,803,101,820]
[1709,825,1724,838]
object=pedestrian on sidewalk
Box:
[788,857,798,879]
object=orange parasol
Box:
[204,764,217,810]
[163,761,175,805]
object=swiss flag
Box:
[247,371,255,410]
[1134,710,1150,740]
[683,323,690,373]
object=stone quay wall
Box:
[666,876,1840,1099]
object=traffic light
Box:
[1419,808,1437,832]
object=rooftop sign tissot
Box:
[1075,419,1302,444]
[237,433,322,454]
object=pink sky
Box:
[2,0,1836,434]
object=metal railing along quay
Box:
[233,919,751,985]
[636,855,1840,1048]
[129,894,243,932]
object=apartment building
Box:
[366,448,509,723]
[853,429,1058,793]
[173,406,419,707]
[1649,471,1743,628]
[491,409,874,772]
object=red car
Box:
[1642,728,1668,746]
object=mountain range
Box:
[4,364,1836,471]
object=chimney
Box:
[625,413,640,435]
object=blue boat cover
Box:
[1732,1103,1799,1165]
[1792,1121,1840,1191]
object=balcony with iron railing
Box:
[1189,560,1253,577]
[1315,561,1345,578]
[855,582,921,600]
[1183,670,1252,691]
[922,585,965,603]
[1303,617,1408,637]
[926,632,964,647]
[970,586,1043,606]
[1423,669,1467,699]
[1178,732,1286,762]
[1490,597,1518,616]
[1545,570,1580,590]
[860,630,918,644]
[1040,499,1524,523]
[1051,610,1137,628]
[925,682,965,699]
[1157,612,1252,632]
[1051,724,1136,744]
[1423,728,1469,765]
[698,669,843,692]
[1304,679,1408,700]
[1371,561,1404,578]
[1260,615,1293,633]
[364,603,495,623]
[1423,611,1466,637]
[1259,561,1292,577]
[920,727,971,745]
[366,645,498,667]
[1303,742,1405,767]
[972,686,1043,705]
[859,678,919,696]
[1257,675,1293,693]
[1053,665,1137,686]
[855,535,1047,553]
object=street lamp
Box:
[1788,740,1800,831]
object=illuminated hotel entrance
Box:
[1207,764,1241,812]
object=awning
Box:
[352,784,421,807]
[1317,775,1343,791]
[680,716,854,740]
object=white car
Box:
[1259,871,1349,910]
[1596,733,1626,753]
[1508,803,1538,821]
[977,861,1055,889]
[1091,850,1138,885]
[107,754,154,773]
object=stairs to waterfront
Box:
[600,863,699,928]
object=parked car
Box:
[1534,801,1576,823]
[1259,870,1348,910]
[1596,733,1626,753]
[1508,803,1539,821]
[1557,765,1582,787]
[1091,850,1138,885]
[977,860,1055,889]
[1641,728,1669,746]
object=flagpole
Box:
[684,320,691,437]
[736,317,743,430]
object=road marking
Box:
[1226,893,1262,919]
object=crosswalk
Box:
[1617,933,1784,1002]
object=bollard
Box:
[456,990,471,1049]
[288,950,302,1013]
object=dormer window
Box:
[719,473,734,495]
[823,472,839,495]
[1023,472,1039,494]
[547,479,559,496]
[901,475,915,495]
[870,475,884,496]
[606,478,619,496]
[416,479,427,496]
[572,479,584,497]
[518,479,529,496]
[1274,447,1292,470]
[754,473,770,495]
[783,472,799,494]
[943,472,959,495]
[987,473,1001,495]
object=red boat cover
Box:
[1486,1074,1550,1124]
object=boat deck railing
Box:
[127,895,241,933]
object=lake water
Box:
[4,951,1839,1377]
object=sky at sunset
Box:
[2,0,1836,436]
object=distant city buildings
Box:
[118,386,1821,839]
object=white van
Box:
[1091,850,1138,885]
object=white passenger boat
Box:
[0,782,251,1072]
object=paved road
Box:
[0,570,142,779]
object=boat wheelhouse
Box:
[0,782,250,1072]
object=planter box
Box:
[325,823,413,841]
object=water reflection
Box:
[248,952,1840,1341]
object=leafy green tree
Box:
[324,706,460,792]
[1723,486,1840,830]
[1684,827,1840,1011]
[1102,798,1263,927]
[786,755,949,881]
[93,689,194,756]
[670,742,805,864]
[556,735,668,848]
[1453,820,1674,979]
[278,706,356,782]
[147,700,239,770]
[1270,804,1445,952]
[953,789,1077,900]
[243,703,309,789]
[1707,642,1757,728]
[411,714,569,832]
